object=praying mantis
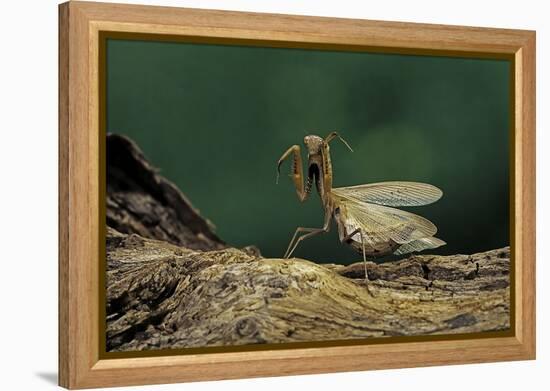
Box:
[276,132,445,279]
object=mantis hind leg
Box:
[341,228,369,281]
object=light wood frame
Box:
[59,1,536,389]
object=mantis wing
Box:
[337,199,438,245]
[332,181,442,207]
[393,236,446,256]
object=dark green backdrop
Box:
[106,39,510,264]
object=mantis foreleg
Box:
[276,145,310,202]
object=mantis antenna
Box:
[325,131,354,152]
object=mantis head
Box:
[276,132,353,185]
[303,135,324,156]
[303,132,354,156]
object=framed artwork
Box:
[58,1,536,389]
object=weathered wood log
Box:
[106,227,509,351]
[107,133,224,251]
[105,133,510,352]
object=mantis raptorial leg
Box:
[276,145,309,202]
[284,208,331,259]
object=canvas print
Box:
[104,38,511,353]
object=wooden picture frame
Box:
[58,1,536,389]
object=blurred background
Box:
[106,38,510,264]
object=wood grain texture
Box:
[58,1,536,388]
[78,1,529,54]
[517,33,536,353]
[58,3,70,386]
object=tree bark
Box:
[106,134,510,352]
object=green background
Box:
[106,39,510,264]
